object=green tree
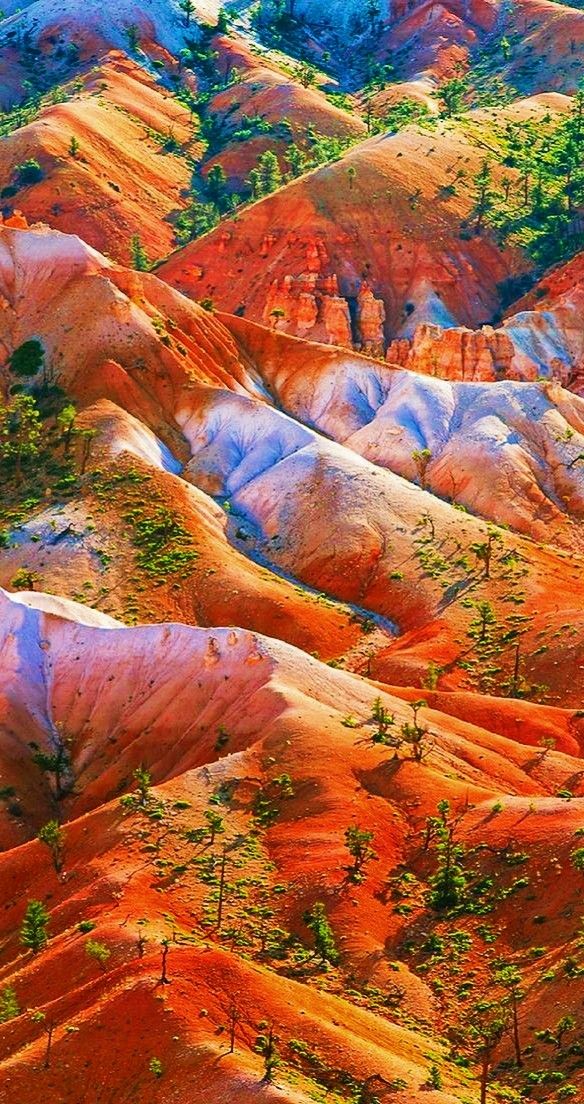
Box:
[439,73,469,117]
[400,699,432,762]
[293,61,317,88]
[29,730,72,799]
[428,801,467,910]
[69,135,79,158]
[411,447,432,488]
[473,159,495,232]
[500,35,511,60]
[366,0,381,31]
[0,986,19,1023]
[130,234,150,271]
[285,143,306,178]
[125,24,140,51]
[133,765,152,807]
[205,808,225,844]
[469,600,497,643]
[8,338,44,378]
[175,199,220,243]
[427,1064,442,1090]
[344,825,377,881]
[303,902,339,966]
[248,150,281,198]
[38,820,66,873]
[56,403,77,456]
[255,1022,279,1082]
[495,965,524,1066]
[206,164,228,208]
[0,395,42,483]
[179,0,195,24]
[21,900,50,954]
[469,1000,507,1104]
[470,527,500,579]
[571,847,584,871]
[371,696,395,744]
[85,939,111,970]
[536,1014,576,1049]
[15,158,43,185]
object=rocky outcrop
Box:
[356,283,386,356]
[264,271,353,347]
[262,237,387,352]
[387,323,515,380]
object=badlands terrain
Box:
[0,0,584,1102]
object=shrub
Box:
[85,939,111,969]
[8,339,44,378]
[15,159,43,185]
[0,986,19,1023]
[149,1057,163,1078]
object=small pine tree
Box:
[411,447,432,488]
[371,697,395,744]
[293,61,317,87]
[204,808,224,844]
[56,403,77,456]
[20,900,50,954]
[133,765,152,806]
[438,72,469,117]
[494,965,524,1066]
[0,986,19,1023]
[0,394,42,484]
[149,1057,164,1078]
[125,24,140,51]
[69,135,80,158]
[130,234,150,272]
[344,825,377,881]
[428,1064,442,1090]
[179,0,195,24]
[248,151,281,199]
[571,847,584,871]
[285,143,306,178]
[400,699,432,762]
[254,1022,279,1082]
[428,802,467,910]
[206,164,228,209]
[29,730,72,799]
[38,820,66,873]
[303,902,339,966]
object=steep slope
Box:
[0,0,217,61]
[503,0,584,95]
[0,53,200,264]
[222,313,584,549]
[2,223,584,703]
[386,250,584,390]
[1,591,584,1101]
[0,2,584,1102]
[202,31,367,191]
[158,109,535,344]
